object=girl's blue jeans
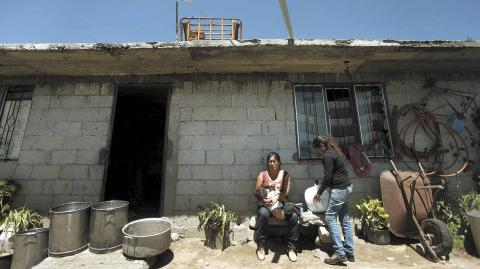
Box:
[325,184,354,258]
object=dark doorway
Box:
[104,85,169,218]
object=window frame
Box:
[293,83,393,160]
[0,85,34,160]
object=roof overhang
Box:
[1,39,480,76]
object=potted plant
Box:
[197,202,243,250]
[459,191,480,255]
[356,198,391,245]
[0,179,18,219]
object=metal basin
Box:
[11,228,49,269]
[122,218,171,258]
[89,200,129,254]
[49,202,91,257]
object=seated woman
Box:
[254,152,298,262]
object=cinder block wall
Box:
[166,77,480,219]
[0,82,114,212]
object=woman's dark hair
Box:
[312,135,345,159]
[266,152,281,166]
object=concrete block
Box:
[247,135,278,149]
[0,161,16,178]
[31,96,54,108]
[64,136,108,150]
[177,181,204,195]
[234,121,262,135]
[206,150,234,165]
[232,94,267,107]
[234,180,254,195]
[89,165,105,180]
[53,195,83,206]
[31,165,61,179]
[81,122,110,136]
[73,179,103,195]
[222,165,251,180]
[20,136,38,150]
[217,194,249,211]
[54,122,82,136]
[192,107,220,121]
[18,150,47,164]
[15,195,53,213]
[60,165,89,180]
[179,122,206,135]
[85,96,114,108]
[220,108,247,120]
[265,121,289,135]
[15,179,44,195]
[178,166,192,179]
[53,180,74,195]
[192,165,222,180]
[205,94,232,107]
[13,165,33,179]
[235,150,263,165]
[192,135,221,150]
[43,108,68,122]
[190,195,219,211]
[278,135,297,149]
[176,93,205,107]
[66,108,98,121]
[205,180,234,195]
[175,195,190,211]
[178,136,194,149]
[221,135,249,150]
[179,108,192,122]
[50,150,77,164]
[24,120,51,136]
[36,136,65,150]
[96,108,112,122]
[60,96,87,108]
[178,150,205,165]
[205,121,235,135]
[248,107,275,120]
[77,150,99,165]
[282,165,310,179]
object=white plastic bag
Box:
[304,185,330,213]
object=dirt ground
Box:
[149,236,480,269]
[35,234,480,269]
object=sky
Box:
[0,0,479,43]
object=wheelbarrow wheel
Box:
[421,218,453,258]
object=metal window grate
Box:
[0,86,33,160]
[180,17,243,41]
[325,88,359,146]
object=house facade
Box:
[0,40,479,223]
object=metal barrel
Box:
[89,200,129,254]
[48,202,91,257]
[122,218,171,258]
[11,228,49,269]
[467,210,480,256]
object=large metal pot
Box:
[48,202,91,257]
[89,200,129,253]
[122,218,171,258]
[11,228,49,269]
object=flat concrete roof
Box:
[1,39,480,76]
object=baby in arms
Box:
[255,186,285,219]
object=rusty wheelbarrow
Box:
[380,159,453,261]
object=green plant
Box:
[356,198,389,230]
[435,199,463,249]
[3,207,43,233]
[197,202,243,247]
[0,179,18,218]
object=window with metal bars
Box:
[293,84,393,159]
[0,86,33,160]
